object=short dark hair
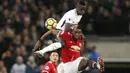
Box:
[77,0,87,6]
[49,51,58,56]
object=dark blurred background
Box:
[0,0,130,73]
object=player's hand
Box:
[80,33,85,41]
[34,51,44,58]
[32,40,41,52]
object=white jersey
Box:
[56,8,83,31]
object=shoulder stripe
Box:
[61,20,66,27]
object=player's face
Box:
[50,52,59,63]
[72,29,81,40]
[77,5,86,15]
[76,1,87,15]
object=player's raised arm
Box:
[32,30,52,52]
[35,37,65,57]
[32,12,68,52]
[32,29,61,52]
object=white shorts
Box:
[57,57,83,73]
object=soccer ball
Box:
[45,18,57,30]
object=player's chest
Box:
[48,64,57,73]
[68,16,82,24]
[69,40,80,45]
[51,66,57,73]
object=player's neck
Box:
[73,36,78,41]
[75,9,80,15]
[54,62,58,65]
[51,61,57,65]
[76,11,80,15]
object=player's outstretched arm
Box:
[32,12,66,52]
[35,42,61,56]
[35,37,65,57]
[32,29,60,52]
[32,30,52,52]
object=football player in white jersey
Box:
[32,0,87,51]
[33,0,104,73]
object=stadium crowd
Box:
[0,0,130,73]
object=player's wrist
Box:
[39,39,42,43]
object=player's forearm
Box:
[40,30,53,40]
[37,42,62,54]
[40,29,60,40]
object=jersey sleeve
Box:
[42,64,52,73]
[56,11,73,31]
[60,32,77,48]
[56,13,67,31]
[60,32,71,41]
[60,32,72,46]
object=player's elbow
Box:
[51,29,60,35]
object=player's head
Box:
[76,0,87,15]
[49,51,59,63]
[71,25,82,40]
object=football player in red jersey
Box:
[35,25,104,73]
[32,0,87,52]
[42,51,59,73]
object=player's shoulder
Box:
[44,61,53,66]
[46,61,53,64]
[44,61,53,70]
[65,8,76,15]
[60,31,72,36]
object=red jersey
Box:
[60,32,83,63]
[42,61,57,73]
